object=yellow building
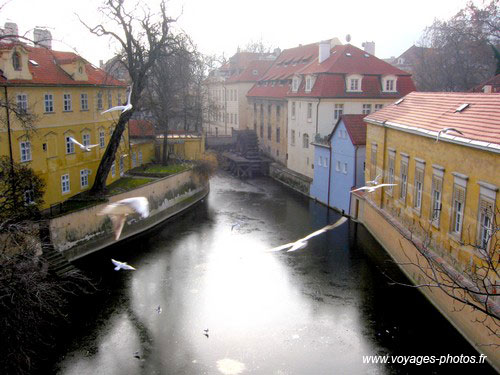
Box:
[358,92,500,367]
[0,41,128,210]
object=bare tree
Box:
[413,0,499,91]
[79,0,182,195]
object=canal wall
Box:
[358,197,500,371]
[48,170,209,261]
[269,163,312,197]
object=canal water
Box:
[55,172,496,375]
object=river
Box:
[54,172,496,374]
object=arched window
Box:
[12,52,21,71]
[303,133,309,148]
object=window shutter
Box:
[480,198,493,216]
[455,186,465,203]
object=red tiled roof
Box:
[341,114,367,145]
[471,74,500,93]
[365,92,500,149]
[299,44,410,76]
[129,119,155,138]
[247,42,319,98]
[1,44,124,86]
[226,59,273,83]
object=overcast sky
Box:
[1,0,482,66]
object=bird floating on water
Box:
[98,197,149,240]
[68,136,99,152]
[269,216,347,253]
[436,127,463,143]
[156,305,162,314]
[111,259,136,271]
[101,85,133,115]
[350,183,397,194]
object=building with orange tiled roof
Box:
[204,49,277,137]
[471,73,500,93]
[0,35,129,210]
[353,92,500,365]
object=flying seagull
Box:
[350,183,397,193]
[156,305,162,314]
[366,174,382,186]
[231,223,240,231]
[111,258,136,271]
[68,136,99,152]
[436,127,463,143]
[98,197,149,240]
[269,216,347,253]
[101,85,133,115]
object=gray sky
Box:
[1,0,481,66]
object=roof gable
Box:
[329,114,367,145]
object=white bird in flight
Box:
[350,183,397,193]
[98,197,149,240]
[269,216,347,252]
[436,127,463,143]
[111,258,136,271]
[101,85,133,115]
[68,136,99,152]
[366,174,382,186]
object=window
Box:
[370,144,377,180]
[385,79,395,91]
[17,94,28,114]
[292,77,299,92]
[414,166,424,212]
[350,78,359,91]
[260,124,264,138]
[138,150,143,165]
[431,174,443,226]
[451,185,466,236]
[319,156,323,167]
[20,141,31,162]
[12,52,21,70]
[291,130,295,146]
[235,114,238,125]
[307,103,312,121]
[303,133,309,148]
[119,157,124,176]
[117,93,122,106]
[292,102,296,119]
[305,76,312,91]
[267,125,271,140]
[362,104,372,115]
[336,160,341,172]
[387,152,395,196]
[61,174,70,193]
[80,93,88,111]
[24,189,34,205]
[334,104,343,120]
[478,196,495,250]
[111,161,116,177]
[276,105,280,123]
[107,91,112,109]
[324,157,328,168]
[230,113,233,124]
[375,104,383,111]
[253,103,257,128]
[276,127,280,143]
[99,131,105,148]
[343,162,348,174]
[97,92,103,110]
[44,94,54,113]
[132,152,137,167]
[63,94,72,111]
[82,133,90,147]
[66,136,75,154]
[80,169,89,188]
[400,157,408,203]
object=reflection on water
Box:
[56,173,495,375]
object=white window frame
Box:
[334,103,343,120]
[336,160,341,172]
[343,162,348,174]
[138,150,143,165]
[61,174,70,194]
[382,75,397,92]
[44,93,54,113]
[305,76,313,92]
[414,163,425,213]
[16,93,28,114]
[450,173,468,238]
[387,150,396,196]
[80,93,88,111]
[362,104,372,115]
[400,154,409,204]
[20,140,31,162]
[99,131,105,148]
[24,189,34,205]
[346,74,363,92]
[65,136,75,154]
[132,152,137,167]
[307,103,312,122]
[291,101,296,119]
[303,133,309,149]
[477,182,497,251]
[119,157,124,176]
[80,169,89,188]
[97,92,103,110]
[291,129,295,146]
[292,77,300,92]
[375,104,383,111]
[63,93,72,112]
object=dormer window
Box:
[12,52,21,71]
[382,75,397,92]
[346,74,362,92]
[305,76,313,92]
[292,76,300,92]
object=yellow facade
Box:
[1,85,129,210]
[364,122,500,269]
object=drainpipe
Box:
[350,145,358,215]
[3,86,14,169]
[327,140,332,208]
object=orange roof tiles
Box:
[365,92,500,151]
[2,44,124,87]
[226,59,273,83]
[129,119,155,138]
[340,115,367,146]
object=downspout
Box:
[3,86,14,169]
[327,140,332,208]
[350,145,358,215]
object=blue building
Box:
[310,115,366,213]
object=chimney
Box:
[318,40,330,64]
[483,85,492,93]
[4,22,18,41]
[99,60,104,68]
[33,28,52,49]
[362,41,375,56]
